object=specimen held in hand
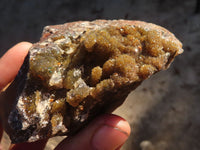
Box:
[0,20,183,143]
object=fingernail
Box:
[92,121,129,150]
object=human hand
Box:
[0,42,131,150]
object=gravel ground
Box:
[0,0,199,150]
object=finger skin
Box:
[0,125,3,150]
[9,139,47,150]
[0,124,3,141]
[55,114,131,150]
[0,42,32,91]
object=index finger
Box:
[0,42,32,91]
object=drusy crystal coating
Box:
[0,20,183,143]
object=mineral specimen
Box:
[0,20,183,143]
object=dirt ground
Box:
[0,0,200,150]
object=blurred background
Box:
[0,0,200,149]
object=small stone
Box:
[0,20,183,143]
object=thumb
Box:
[55,114,131,150]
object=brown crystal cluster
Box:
[0,20,183,143]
